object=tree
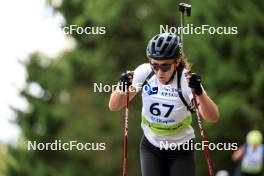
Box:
[5,0,264,175]
[186,0,264,174]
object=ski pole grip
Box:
[178,3,192,16]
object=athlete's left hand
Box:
[186,72,203,96]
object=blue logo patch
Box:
[144,83,158,95]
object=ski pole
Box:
[122,90,129,176]
[178,2,191,57]
[192,92,215,176]
[179,3,215,176]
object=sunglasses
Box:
[150,63,175,72]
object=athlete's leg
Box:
[140,136,169,176]
[168,146,196,176]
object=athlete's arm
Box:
[196,93,220,123]
[109,86,137,111]
[109,64,153,111]
[232,145,245,162]
[186,72,220,123]
[109,71,138,111]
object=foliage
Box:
[4,0,264,175]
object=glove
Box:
[118,72,133,93]
[188,73,203,96]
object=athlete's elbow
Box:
[214,107,220,122]
[108,102,121,112]
[207,108,220,123]
[109,104,118,112]
[208,115,219,123]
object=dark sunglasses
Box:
[150,63,175,72]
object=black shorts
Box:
[140,135,196,176]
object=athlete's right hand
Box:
[118,71,134,93]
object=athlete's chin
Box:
[159,78,168,84]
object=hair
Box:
[177,56,191,69]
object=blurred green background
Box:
[1,0,264,175]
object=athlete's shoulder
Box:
[134,63,152,79]
[182,68,191,76]
[134,63,152,73]
[132,63,153,90]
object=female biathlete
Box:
[232,130,264,176]
[109,33,220,176]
